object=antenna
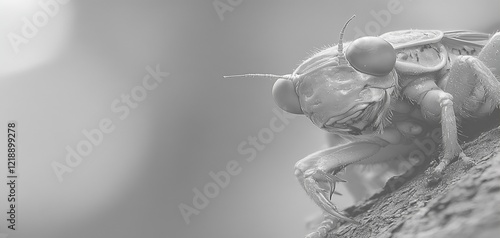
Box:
[224,15,356,80]
[223,74,297,80]
[338,15,356,65]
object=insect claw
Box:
[313,170,347,183]
[302,172,357,224]
[329,182,336,200]
[316,192,360,225]
[328,180,344,199]
[329,187,343,199]
[333,175,347,183]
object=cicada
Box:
[226,16,500,238]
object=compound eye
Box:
[345,36,396,76]
[272,78,303,114]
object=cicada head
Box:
[225,16,399,135]
[292,16,399,135]
[293,55,398,135]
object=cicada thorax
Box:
[395,43,445,69]
[392,42,450,89]
[394,38,486,81]
[381,30,491,124]
[381,29,490,90]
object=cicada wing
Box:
[443,30,491,46]
[442,30,491,54]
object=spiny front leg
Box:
[295,140,387,237]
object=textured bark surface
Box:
[329,121,500,238]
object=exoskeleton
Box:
[226,16,500,238]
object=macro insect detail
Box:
[226,15,500,238]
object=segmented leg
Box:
[415,33,500,180]
[323,120,424,201]
[422,90,473,177]
[299,122,427,237]
[295,139,389,237]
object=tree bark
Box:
[329,123,500,238]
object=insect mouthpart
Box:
[324,122,364,135]
[323,103,372,134]
[323,85,394,135]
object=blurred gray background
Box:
[0,0,499,237]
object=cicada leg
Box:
[294,140,384,232]
[295,137,397,238]
[426,32,500,180]
[299,123,427,237]
[420,89,474,180]
[402,81,472,182]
